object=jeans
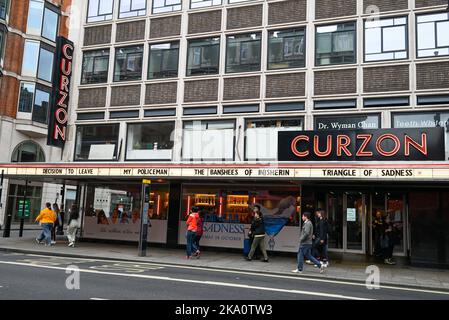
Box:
[194,234,202,252]
[248,235,268,260]
[37,223,53,245]
[297,244,322,271]
[186,230,197,257]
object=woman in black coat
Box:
[245,206,269,262]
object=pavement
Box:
[1,230,449,291]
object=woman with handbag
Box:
[67,204,80,248]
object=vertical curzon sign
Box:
[47,37,74,148]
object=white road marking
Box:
[14,253,449,296]
[90,298,109,300]
[0,260,370,300]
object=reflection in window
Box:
[114,45,143,81]
[127,122,175,160]
[226,33,261,73]
[0,0,8,20]
[119,0,146,18]
[87,0,114,22]
[22,40,40,77]
[187,37,220,76]
[417,12,449,58]
[148,42,179,79]
[316,22,356,66]
[365,17,407,62]
[191,0,222,9]
[27,0,44,36]
[75,124,120,161]
[82,49,110,84]
[246,118,303,161]
[32,88,50,124]
[268,28,305,70]
[11,141,45,162]
[42,7,59,41]
[152,0,182,14]
[37,47,54,82]
[18,82,35,113]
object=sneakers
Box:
[305,260,314,265]
[51,241,56,245]
[262,259,269,263]
[291,269,303,274]
[68,242,74,247]
[384,258,396,265]
[319,263,326,274]
[35,238,42,244]
[245,256,252,261]
[193,250,201,259]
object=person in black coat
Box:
[245,206,269,262]
[313,209,330,267]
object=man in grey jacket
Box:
[292,212,325,274]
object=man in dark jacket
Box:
[245,206,269,262]
[313,209,329,267]
[292,212,325,274]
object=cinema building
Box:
[2,0,449,268]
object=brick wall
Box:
[363,65,410,92]
[363,0,408,12]
[78,88,107,108]
[110,85,141,106]
[145,82,178,104]
[268,0,307,25]
[416,62,449,90]
[150,15,182,39]
[84,25,112,46]
[3,33,24,75]
[188,10,222,34]
[8,0,29,32]
[223,76,260,100]
[314,69,357,95]
[0,76,19,117]
[116,20,146,42]
[315,0,357,20]
[266,73,306,98]
[227,5,263,30]
[184,79,219,103]
[415,0,447,7]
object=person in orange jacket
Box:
[35,202,57,246]
[185,206,200,259]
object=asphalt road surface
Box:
[0,252,448,301]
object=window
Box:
[119,0,146,18]
[22,41,54,82]
[114,45,143,82]
[81,49,110,84]
[18,82,51,124]
[187,37,220,76]
[226,33,261,73]
[246,118,303,161]
[126,122,175,160]
[190,0,222,9]
[268,28,305,70]
[228,0,254,3]
[11,141,45,162]
[417,12,449,58]
[365,17,407,62]
[148,42,179,79]
[87,0,114,22]
[152,0,182,14]
[75,124,120,161]
[315,114,380,131]
[27,0,59,41]
[182,120,235,161]
[0,29,4,66]
[0,0,9,20]
[316,22,356,66]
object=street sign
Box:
[18,199,31,217]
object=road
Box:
[0,252,448,301]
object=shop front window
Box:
[75,124,120,161]
[126,122,175,160]
[226,33,261,73]
[245,118,303,161]
[268,28,305,70]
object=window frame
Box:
[36,43,55,83]
[225,32,262,74]
[81,49,111,84]
[315,21,357,67]
[364,16,409,63]
[74,123,121,162]
[416,12,449,59]
[0,0,10,20]
[148,41,180,80]
[118,0,147,19]
[87,0,114,23]
[152,0,182,14]
[0,27,5,68]
[190,0,222,9]
[17,81,52,124]
[267,27,306,70]
[113,45,144,82]
[41,4,60,42]
[186,37,220,77]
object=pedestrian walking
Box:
[381,215,397,265]
[66,204,80,248]
[35,202,57,246]
[51,203,61,245]
[193,210,204,258]
[245,205,269,262]
[185,206,200,259]
[292,212,326,274]
[313,209,330,267]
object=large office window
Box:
[119,0,146,18]
[75,124,120,161]
[268,28,305,70]
[114,45,143,82]
[148,42,179,79]
[22,40,54,82]
[365,17,407,62]
[152,0,182,14]
[82,49,110,84]
[126,122,175,160]
[87,0,114,22]
[316,22,356,66]
[182,120,235,161]
[417,12,449,58]
[27,0,59,41]
[0,0,9,20]
[187,37,220,76]
[246,118,303,161]
[191,0,222,9]
[18,82,51,124]
[226,33,261,73]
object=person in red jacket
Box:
[193,210,204,258]
[185,206,200,259]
